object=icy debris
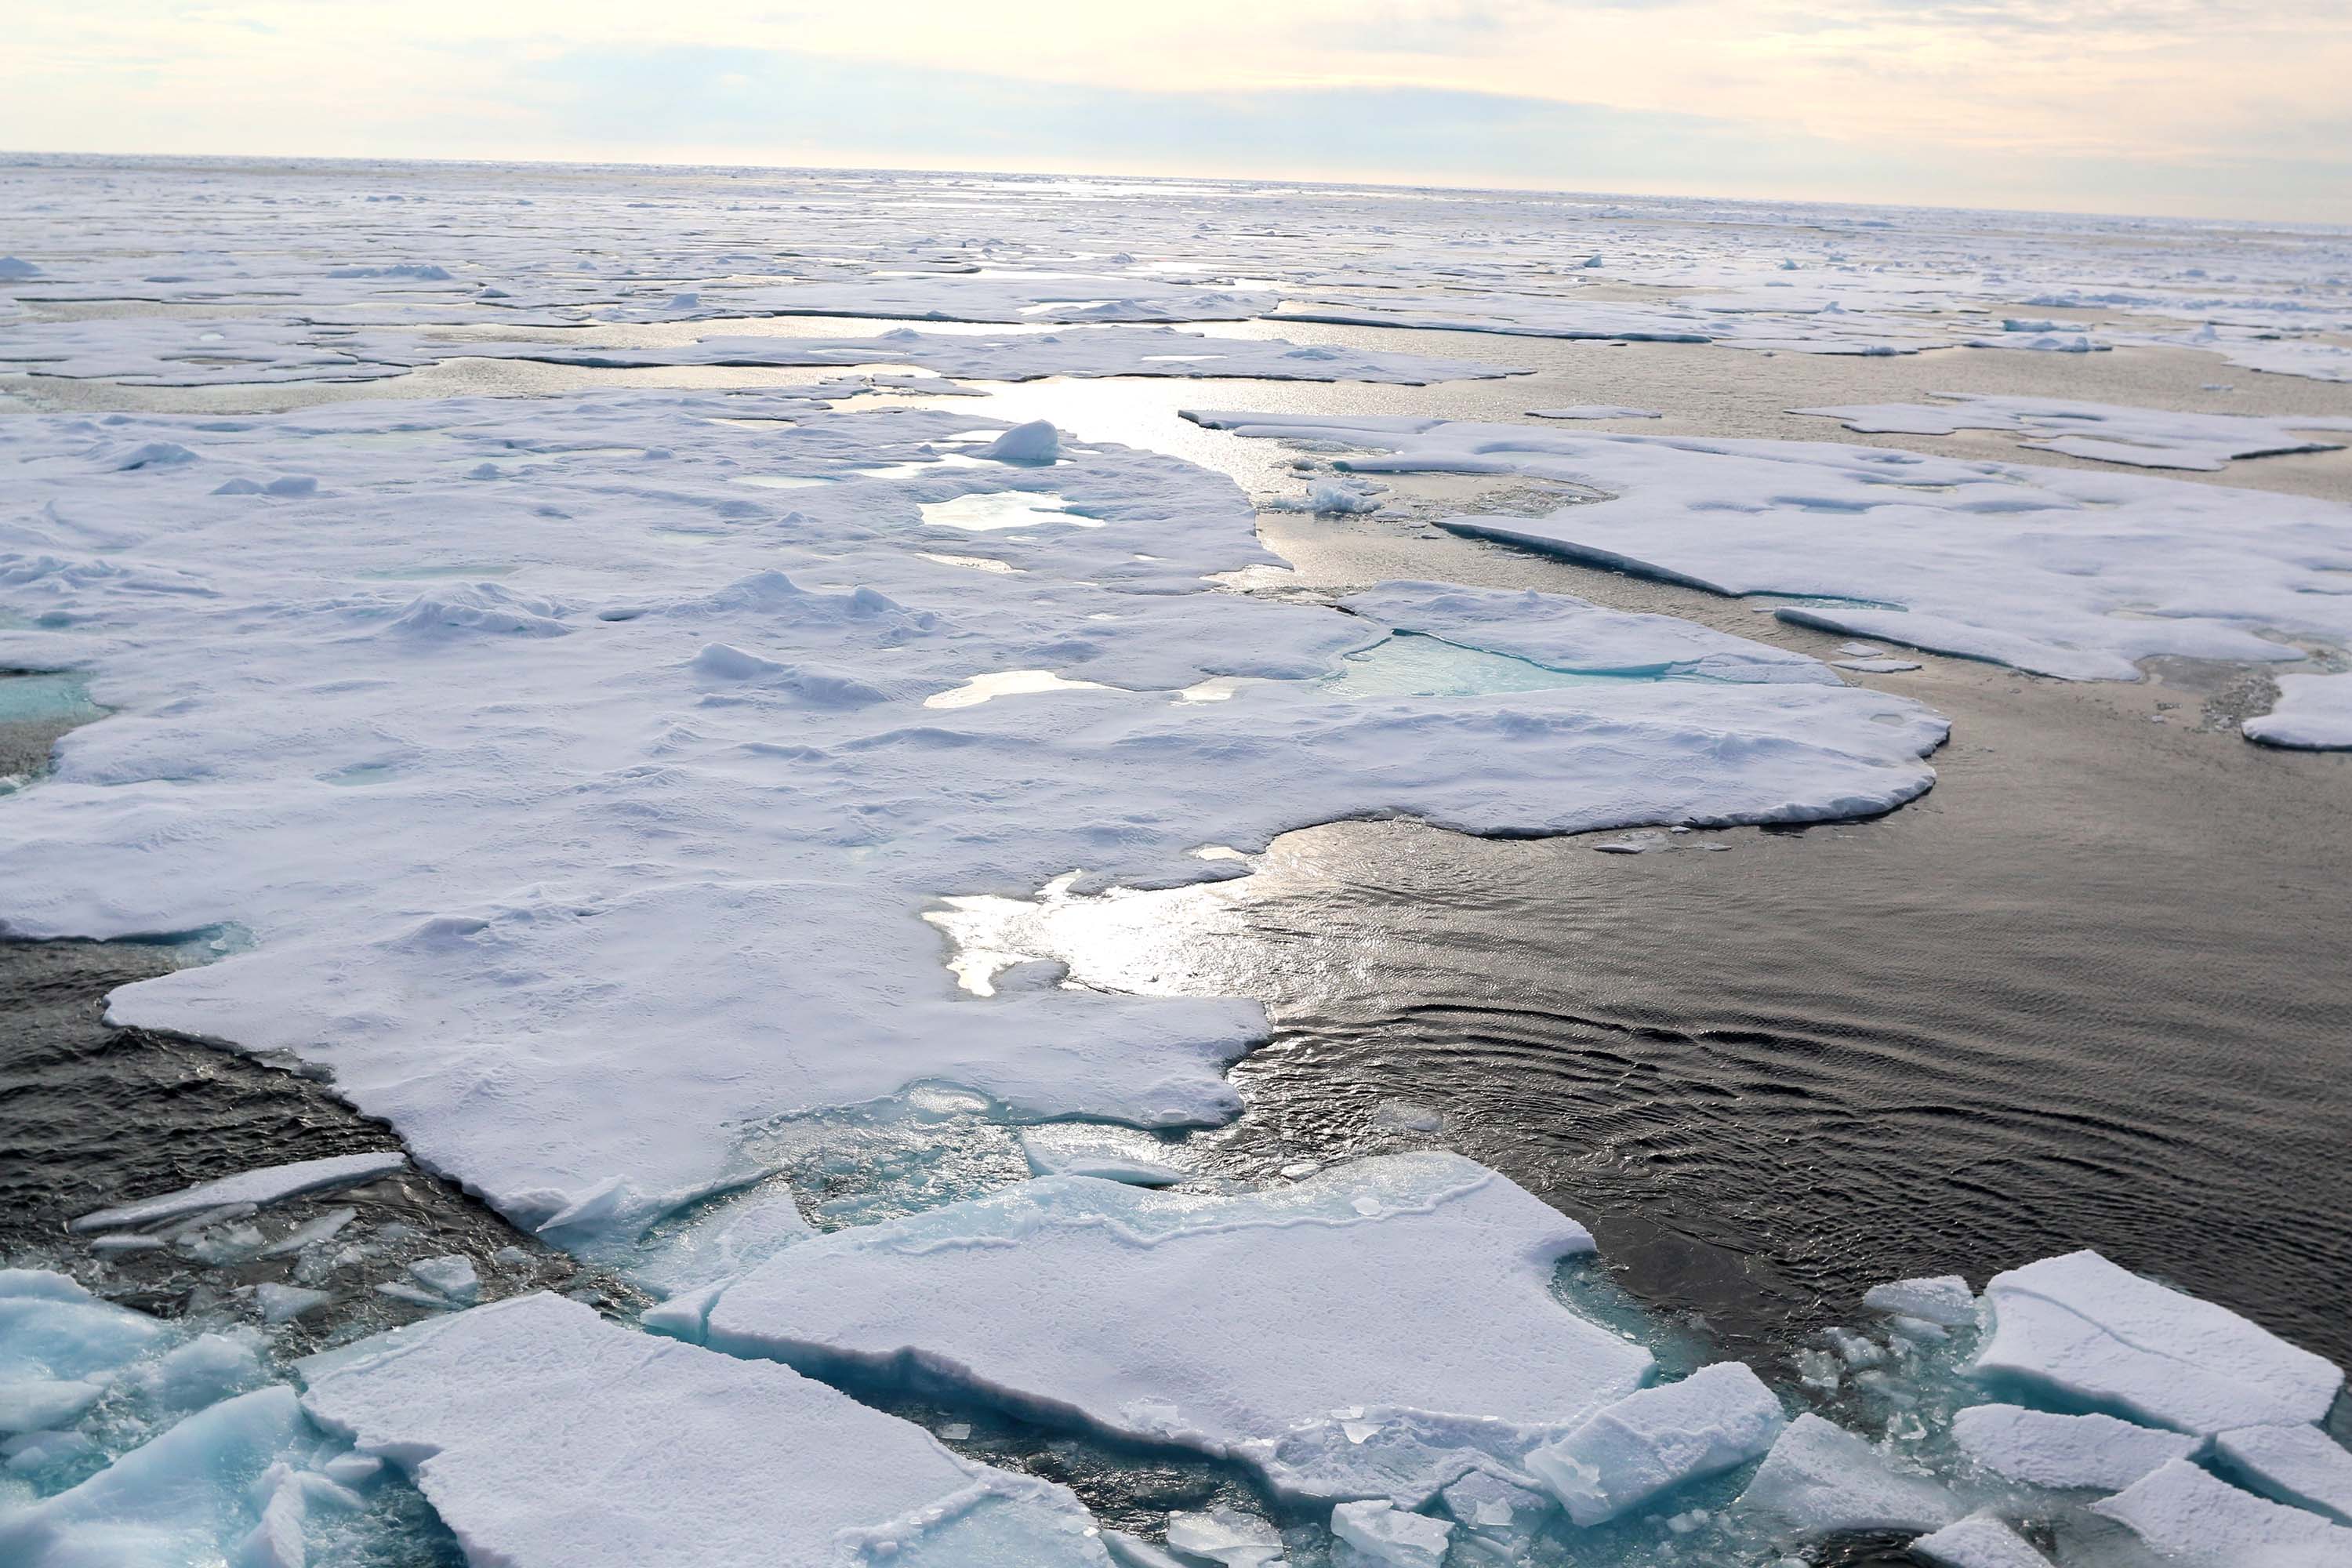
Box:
[1342,582,1838,685]
[0,1385,318,1566]
[1528,406,1661,420]
[2093,1457,2352,1566]
[263,1207,357,1258]
[1909,1512,2053,1568]
[982,419,1060,465]
[666,1152,1652,1504]
[1523,1361,1786,1526]
[406,1254,478,1302]
[2245,672,2352,751]
[2212,1422,2352,1524]
[1734,1414,1962,1540]
[71,1152,405,1232]
[299,1292,1113,1566]
[1269,480,1383,514]
[252,1283,333,1325]
[1329,1499,1451,1567]
[1947,1403,2195,1491]
[1019,1124,1190,1185]
[1165,1505,1285,1567]
[1189,411,2352,689]
[1973,1250,2344,1434]
[1863,1275,1976,1326]
[1438,1468,1552,1555]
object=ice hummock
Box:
[1972,1250,2343,1434]
[653,1152,1655,1505]
[297,1291,1114,1566]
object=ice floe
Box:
[1734,1413,1962,1540]
[1909,1512,2053,1568]
[1947,1403,2198,1490]
[2093,1457,2352,1566]
[656,1152,1654,1505]
[1520,1361,1785,1526]
[2245,672,2352,750]
[2211,1422,2352,1524]
[1187,411,2352,689]
[70,1152,406,1232]
[1795,394,2352,471]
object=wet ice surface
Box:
[5,159,2352,1568]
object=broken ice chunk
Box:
[1165,1505,1284,1567]
[1329,1499,1451,1568]
[1734,1414,1962,1540]
[2093,1457,2352,1566]
[669,1152,1652,1504]
[1973,1250,2343,1434]
[71,1151,405,1232]
[0,1273,167,1396]
[1910,1512,2053,1568]
[254,1283,333,1325]
[2211,1423,2352,1525]
[1523,1361,1786,1526]
[981,419,1060,465]
[0,1378,103,1434]
[263,1207,358,1258]
[139,1330,263,1410]
[408,1254,480,1302]
[1020,1124,1190,1185]
[298,1292,1112,1566]
[1862,1276,1974,1327]
[1948,1403,2195,1491]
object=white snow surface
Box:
[2244,672,2352,750]
[655,1152,1657,1505]
[1909,1512,2053,1568]
[296,1291,1113,1566]
[69,1152,406,1232]
[2092,1458,2352,1568]
[2212,1423,2352,1525]
[0,392,1946,1257]
[1947,1404,2197,1492]
[1186,411,2352,685]
[1973,1250,2344,1436]
[1521,1361,1786,1526]
[1793,394,2352,471]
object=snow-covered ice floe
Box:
[0,390,1946,1261]
[1794,394,2352,472]
[2242,671,2352,750]
[1185,411,2352,720]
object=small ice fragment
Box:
[89,1233,168,1254]
[1948,1404,2195,1491]
[408,1255,479,1301]
[263,1207,357,1258]
[2211,1423,2352,1524]
[1835,658,1923,673]
[1864,1276,1974,1326]
[321,1452,383,1486]
[1735,1414,1962,1539]
[1826,1327,1886,1367]
[254,1283,332,1324]
[1019,1125,1189,1186]
[374,1281,454,1309]
[937,1421,971,1441]
[72,1152,405,1232]
[1910,1512,2053,1568]
[1370,1101,1444,1134]
[981,420,1059,464]
[1166,1505,1284,1567]
[1329,1499,1451,1568]
[1524,1361,1787,1526]
[1839,642,1882,656]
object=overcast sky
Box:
[7,2,2347,221]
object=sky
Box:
[5,2,2349,222]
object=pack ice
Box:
[0,390,1946,1259]
[1187,412,2352,733]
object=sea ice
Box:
[1329,1498,1452,1567]
[1018,1123,1190,1185]
[70,1152,407,1232]
[252,1284,333,1325]
[1188,411,2352,688]
[1908,1512,2053,1568]
[1793,394,2352,472]
[1947,1404,2196,1491]
[1164,1505,1285,1566]
[1529,407,1661,421]
[2244,672,2352,751]
[1521,1362,1786,1526]
[1734,1414,1962,1539]
[1972,1250,2344,1434]
[2092,1457,2352,1567]
[406,1255,478,1302]
[2211,1423,2352,1524]
[658,1152,1655,1504]
[297,1293,1113,1566]
[1861,1276,1976,1327]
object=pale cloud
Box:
[1,1,2344,220]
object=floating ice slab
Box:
[1734,1414,1962,1539]
[1863,1275,1976,1326]
[1019,1124,1190,1185]
[1329,1498,1451,1567]
[1187,411,2352,687]
[1795,395,2352,472]
[662,1152,1654,1505]
[1523,1361,1785,1526]
[1910,1512,2053,1568]
[71,1152,406,1232]
[298,1292,1112,1567]
[2212,1423,2352,1525]
[1947,1404,2196,1491]
[0,393,1947,1254]
[1342,582,1839,685]
[1164,1506,1284,1566]
[1973,1250,2344,1434]
[2244,673,2352,751]
[2093,1457,2352,1567]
